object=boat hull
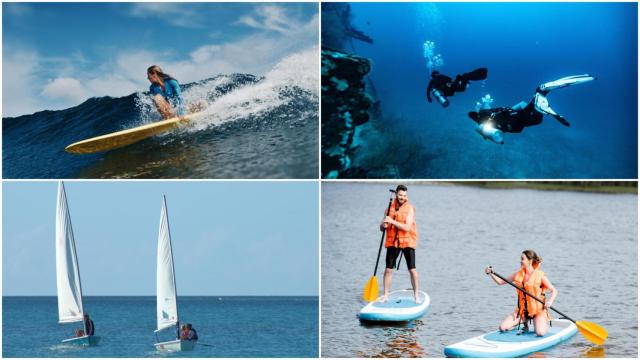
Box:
[154,339,196,352]
[444,319,577,357]
[61,335,101,346]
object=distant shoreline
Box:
[332,181,637,194]
[454,181,637,194]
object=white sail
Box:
[156,196,179,332]
[55,182,85,323]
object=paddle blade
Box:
[576,320,608,345]
[363,276,379,302]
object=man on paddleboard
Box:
[380,185,421,304]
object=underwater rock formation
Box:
[321,3,394,178]
[322,3,373,51]
[321,48,373,178]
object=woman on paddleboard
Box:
[147,65,186,119]
[485,250,558,336]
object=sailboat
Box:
[154,195,196,351]
[55,182,100,346]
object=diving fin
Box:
[553,114,570,127]
[534,93,570,127]
[534,93,557,116]
[538,74,595,93]
[462,68,488,81]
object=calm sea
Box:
[3,296,318,357]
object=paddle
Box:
[487,267,608,345]
[363,189,395,302]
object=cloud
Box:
[41,77,87,102]
[2,48,147,117]
[190,45,223,63]
[128,3,204,28]
[237,5,317,36]
[208,31,224,40]
[127,23,317,86]
[2,50,42,117]
[3,6,318,117]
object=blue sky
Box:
[3,181,319,296]
[2,3,318,116]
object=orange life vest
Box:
[384,200,418,249]
[513,266,549,319]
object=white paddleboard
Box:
[359,290,430,322]
[444,318,577,357]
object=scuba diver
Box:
[469,74,596,144]
[426,68,488,107]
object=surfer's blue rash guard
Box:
[150,79,185,116]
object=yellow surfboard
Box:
[65,111,204,155]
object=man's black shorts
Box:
[385,247,416,270]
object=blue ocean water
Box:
[3,63,318,179]
[334,3,637,178]
[3,296,318,357]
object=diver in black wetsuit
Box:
[470,102,544,134]
[468,74,596,144]
[426,68,488,107]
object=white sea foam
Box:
[189,46,318,131]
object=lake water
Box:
[321,183,637,357]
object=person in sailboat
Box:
[186,323,198,341]
[85,314,95,336]
[75,314,95,337]
[180,324,189,340]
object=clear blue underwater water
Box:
[3,296,318,357]
[340,2,638,178]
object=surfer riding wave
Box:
[147,65,205,119]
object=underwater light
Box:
[482,121,495,131]
[475,121,504,145]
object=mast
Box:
[163,195,180,340]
